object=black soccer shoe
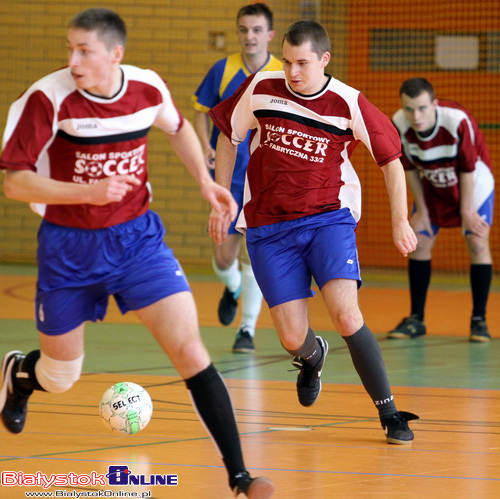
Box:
[1,351,32,434]
[232,329,255,354]
[218,285,241,326]
[469,319,491,343]
[387,316,426,339]
[380,411,419,445]
[291,336,328,407]
[231,471,274,498]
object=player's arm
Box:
[208,133,238,245]
[193,110,216,170]
[405,168,433,236]
[166,120,237,224]
[3,169,140,206]
[459,170,489,237]
[381,158,418,257]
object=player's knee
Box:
[35,352,84,393]
[177,338,210,371]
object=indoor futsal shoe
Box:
[291,336,328,407]
[231,471,274,498]
[0,350,31,434]
[232,328,255,354]
[387,316,426,339]
[218,285,241,326]
[380,410,419,445]
[469,318,491,343]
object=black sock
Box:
[343,324,397,418]
[284,327,321,366]
[470,264,492,320]
[185,363,245,483]
[409,259,431,320]
[13,350,45,394]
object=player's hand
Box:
[89,175,141,205]
[204,147,216,170]
[208,207,232,245]
[462,210,489,238]
[202,180,237,244]
[393,219,418,257]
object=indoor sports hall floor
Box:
[1,264,499,498]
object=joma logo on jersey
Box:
[270,98,287,105]
[73,144,146,182]
[76,123,98,129]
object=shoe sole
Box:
[386,436,414,445]
[235,477,274,498]
[232,348,255,354]
[387,332,426,339]
[0,350,22,413]
[469,335,491,343]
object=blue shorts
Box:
[414,191,495,237]
[35,211,190,335]
[246,209,361,308]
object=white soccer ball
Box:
[99,382,153,435]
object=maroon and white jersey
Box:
[209,71,402,228]
[0,65,183,229]
[393,99,493,227]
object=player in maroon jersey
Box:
[388,77,494,343]
[0,8,273,498]
[209,20,419,445]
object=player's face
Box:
[67,28,123,97]
[237,15,274,59]
[400,91,437,134]
[282,40,330,95]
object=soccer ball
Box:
[99,382,153,435]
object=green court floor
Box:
[2,318,499,391]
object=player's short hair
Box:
[399,78,435,101]
[282,20,331,58]
[237,3,273,30]
[68,8,127,50]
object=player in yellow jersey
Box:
[193,3,281,353]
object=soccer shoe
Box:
[380,411,419,445]
[291,336,328,407]
[469,319,491,343]
[218,285,241,326]
[231,471,274,498]
[232,329,255,354]
[387,316,426,339]
[1,351,31,434]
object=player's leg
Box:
[213,234,243,326]
[232,238,263,353]
[321,278,418,444]
[134,293,273,497]
[388,229,437,339]
[246,217,326,408]
[270,299,328,408]
[1,220,107,434]
[465,188,494,342]
[1,326,85,434]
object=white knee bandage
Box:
[35,352,84,393]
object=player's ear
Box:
[267,30,275,42]
[111,44,124,64]
[321,51,331,67]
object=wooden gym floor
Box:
[0,264,499,498]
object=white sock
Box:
[237,262,262,337]
[212,257,241,293]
